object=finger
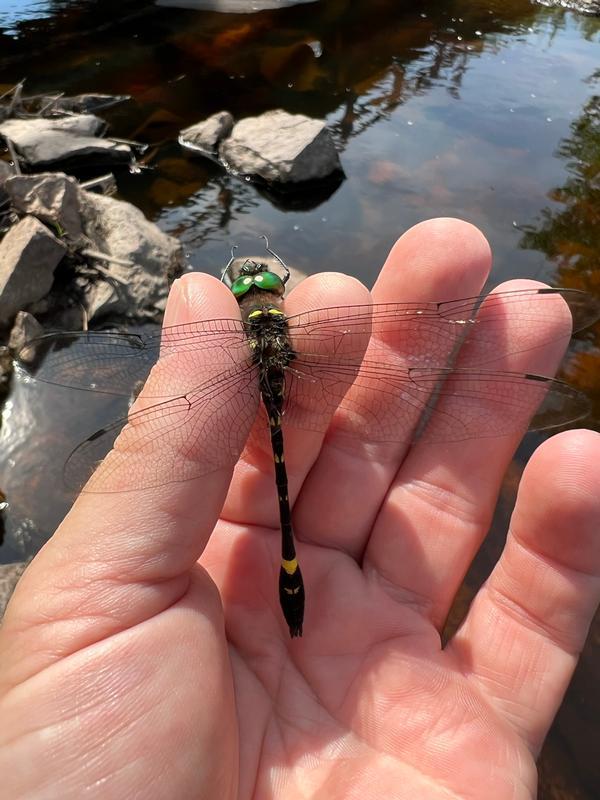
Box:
[447,430,600,755]
[294,218,491,555]
[0,274,239,685]
[365,276,573,627]
[221,271,371,529]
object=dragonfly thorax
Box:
[244,305,296,372]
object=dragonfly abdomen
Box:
[256,330,304,637]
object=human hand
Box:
[1,218,599,799]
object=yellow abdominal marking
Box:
[282,557,298,575]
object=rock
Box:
[5,173,83,242]
[78,191,184,321]
[179,111,234,155]
[0,217,67,324]
[219,110,342,183]
[0,113,105,140]
[0,115,131,168]
[8,311,44,355]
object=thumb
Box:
[0,273,246,688]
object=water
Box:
[0,1,53,37]
[0,2,598,795]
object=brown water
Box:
[1,1,599,796]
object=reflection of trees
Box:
[520,88,600,419]
[158,171,260,251]
[520,91,599,290]
[331,37,475,145]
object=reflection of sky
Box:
[0,0,52,36]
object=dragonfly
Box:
[17,239,600,637]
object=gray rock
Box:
[8,311,44,355]
[0,115,131,168]
[0,217,67,324]
[219,110,341,183]
[0,113,105,140]
[5,173,83,241]
[79,191,184,321]
[179,111,234,155]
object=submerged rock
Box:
[219,110,342,183]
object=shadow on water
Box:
[0,2,599,796]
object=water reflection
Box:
[520,84,600,423]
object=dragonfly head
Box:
[230,259,286,300]
[222,237,291,300]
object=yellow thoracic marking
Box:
[268,308,284,316]
[247,309,263,319]
[282,557,298,575]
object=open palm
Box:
[1,219,599,800]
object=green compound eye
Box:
[230,271,285,298]
[230,275,254,297]
[254,271,285,295]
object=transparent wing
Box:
[281,356,589,443]
[65,362,260,493]
[17,319,251,395]
[17,288,599,395]
[19,286,596,493]
[287,287,599,369]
